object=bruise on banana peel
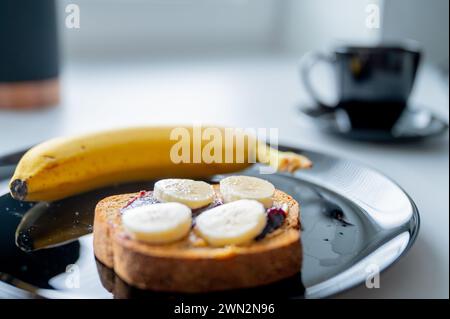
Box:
[9,126,312,202]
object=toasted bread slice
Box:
[93,185,302,292]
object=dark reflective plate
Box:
[298,105,448,142]
[0,146,419,299]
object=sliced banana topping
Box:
[154,179,214,209]
[195,199,267,247]
[122,202,192,244]
[220,176,275,208]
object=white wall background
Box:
[58,0,448,67]
[382,0,449,68]
[282,0,382,53]
[58,0,283,58]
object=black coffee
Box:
[338,100,407,130]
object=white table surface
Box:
[0,55,448,298]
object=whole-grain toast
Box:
[93,185,302,293]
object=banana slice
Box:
[154,179,214,209]
[195,199,267,247]
[122,202,192,244]
[220,176,275,208]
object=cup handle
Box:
[300,52,336,110]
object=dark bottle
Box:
[0,0,59,109]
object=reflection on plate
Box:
[0,146,419,299]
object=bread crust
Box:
[93,186,302,292]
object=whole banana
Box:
[9,126,311,202]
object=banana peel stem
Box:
[256,143,312,173]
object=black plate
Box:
[0,146,420,299]
[298,105,448,142]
